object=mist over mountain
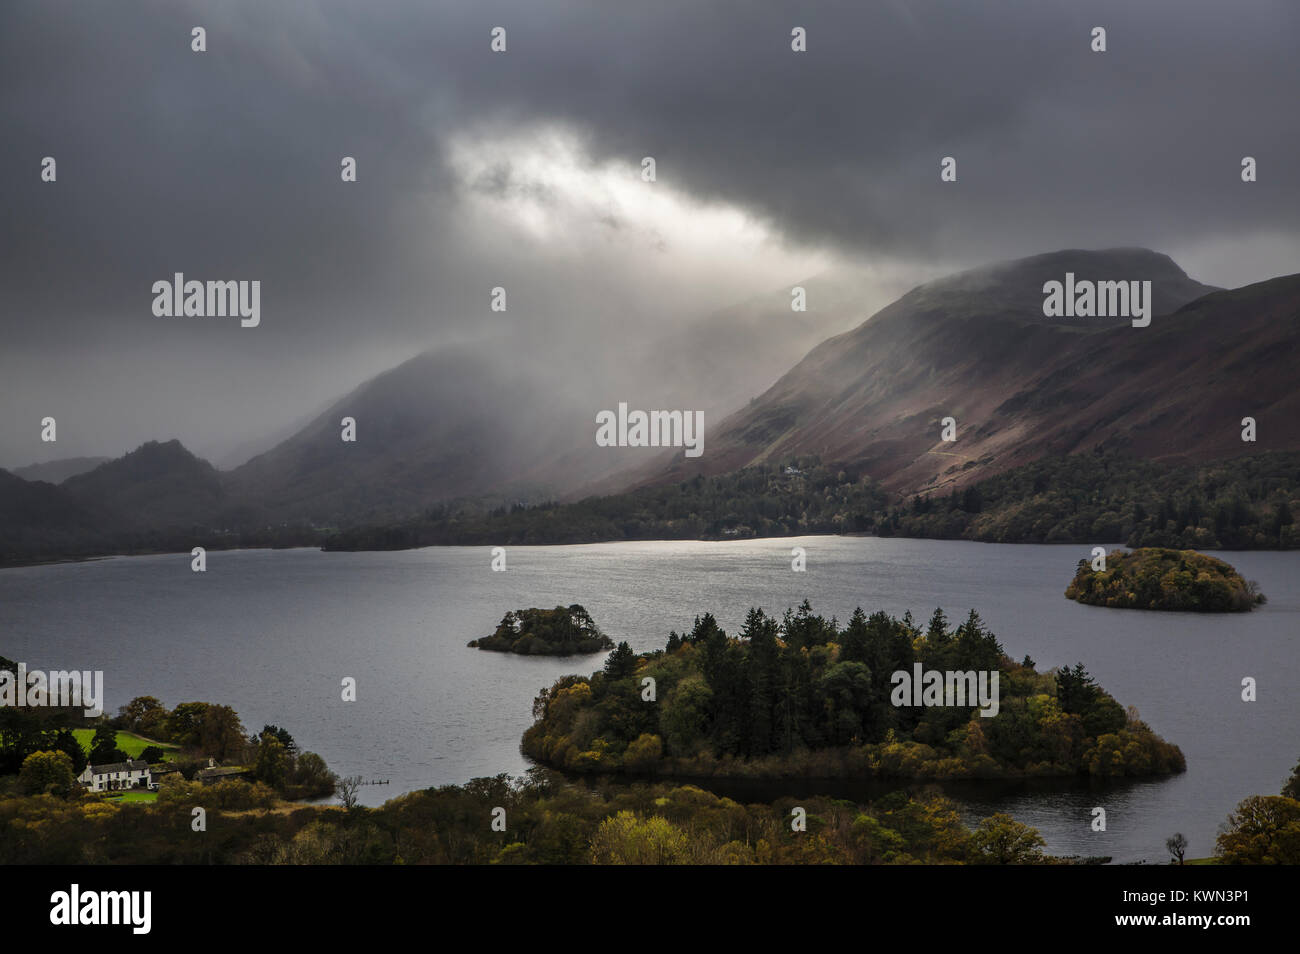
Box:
[626,264,928,423]
[0,263,900,554]
[206,405,332,472]
[223,346,594,524]
[5,0,1298,494]
[216,267,900,524]
[616,248,1295,496]
[6,248,1297,565]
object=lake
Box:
[2,537,1295,863]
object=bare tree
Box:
[337,774,363,811]
[1166,832,1188,865]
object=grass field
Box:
[73,729,179,761]
[106,790,158,804]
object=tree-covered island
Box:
[523,601,1185,781]
[1065,548,1266,612]
[468,605,615,655]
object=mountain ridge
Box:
[612,248,1296,498]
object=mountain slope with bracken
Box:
[615,249,1300,497]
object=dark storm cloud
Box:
[470,0,1300,259]
[1,0,1296,465]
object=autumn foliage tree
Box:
[1214,795,1300,864]
[968,813,1046,864]
[19,750,77,797]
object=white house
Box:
[78,759,153,793]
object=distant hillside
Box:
[0,439,307,566]
[10,457,110,485]
[62,440,228,531]
[223,269,888,527]
[326,450,1300,551]
[222,347,610,526]
[618,248,1271,496]
[7,251,1299,566]
[0,468,110,564]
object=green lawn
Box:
[73,729,178,761]
[106,790,157,804]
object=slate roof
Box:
[87,759,150,775]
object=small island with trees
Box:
[468,604,615,655]
[523,600,1185,781]
[1065,548,1266,612]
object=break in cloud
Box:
[1,0,1297,467]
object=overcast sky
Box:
[2,0,1297,468]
